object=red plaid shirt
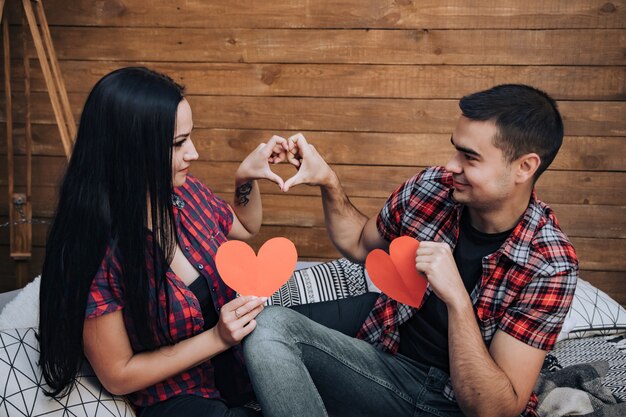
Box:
[356,167,578,417]
[86,176,250,408]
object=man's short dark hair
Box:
[459,84,564,181]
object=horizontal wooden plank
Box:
[7,0,626,29]
[237,194,626,239]
[4,61,625,101]
[3,126,626,172]
[580,271,626,305]
[570,237,626,271]
[253,195,383,228]
[0,159,589,203]
[2,187,626,242]
[552,136,626,171]
[3,156,626,205]
[0,156,68,188]
[193,97,626,137]
[550,204,626,239]
[8,27,626,65]
[3,93,623,137]
[0,125,66,156]
[534,170,626,206]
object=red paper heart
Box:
[215,237,298,297]
[365,236,428,308]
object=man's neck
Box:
[467,191,532,234]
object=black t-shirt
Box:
[397,209,512,373]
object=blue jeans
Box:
[243,303,464,417]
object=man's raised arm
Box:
[282,133,388,262]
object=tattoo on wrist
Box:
[235,181,253,207]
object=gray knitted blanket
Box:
[535,361,626,417]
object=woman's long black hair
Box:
[39,67,185,397]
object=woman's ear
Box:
[515,153,541,184]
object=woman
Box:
[38,67,288,416]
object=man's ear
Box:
[515,153,541,184]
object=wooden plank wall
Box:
[1,1,625,304]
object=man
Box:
[243,84,578,417]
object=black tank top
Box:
[187,276,245,405]
[188,275,219,329]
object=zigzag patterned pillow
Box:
[267,258,368,307]
[0,327,135,417]
[558,278,626,341]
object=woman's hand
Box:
[282,133,335,192]
[235,135,289,189]
[213,296,267,347]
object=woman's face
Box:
[172,99,198,187]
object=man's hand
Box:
[282,133,336,192]
[235,135,289,189]
[415,241,467,307]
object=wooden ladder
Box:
[1,0,75,287]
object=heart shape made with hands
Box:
[365,236,428,308]
[215,237,298,297]
[260,132,308,191]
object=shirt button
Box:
[185,246,190,252]
[216,307,220,312]
[197,264,204,270]
[212,287,216,292]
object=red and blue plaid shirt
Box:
[356,167,578,417]
[86,175,249,408]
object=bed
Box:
[1,259,624,416]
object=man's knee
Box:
[243,306,304,361]
[245,306,302,344]
[260,305,303,327]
